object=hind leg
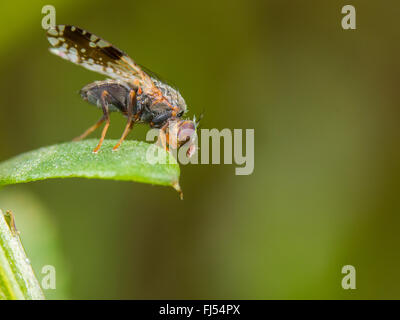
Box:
[93,91,111,153]
[73,115,106,142]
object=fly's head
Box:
[164,116,199,158]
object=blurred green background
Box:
[1,0,400,299]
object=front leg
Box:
[156,122,170,152]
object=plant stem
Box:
[0,209,44,300]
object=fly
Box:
[46,25,198,155]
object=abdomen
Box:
[80,79,133,113]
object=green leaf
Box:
[0,209,45,300]
[0,140,182,197]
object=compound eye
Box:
[177,121,196,145]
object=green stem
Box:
[0,209,44,300]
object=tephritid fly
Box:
[46,25,198,155]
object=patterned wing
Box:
[46,25,154,90]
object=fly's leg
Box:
[156,122,170,152]
[93,91,111,153]
[113,90,136,151]
[73,115,106,142]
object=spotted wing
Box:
[46,25,154,90]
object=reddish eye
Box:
[177,121,195,144]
